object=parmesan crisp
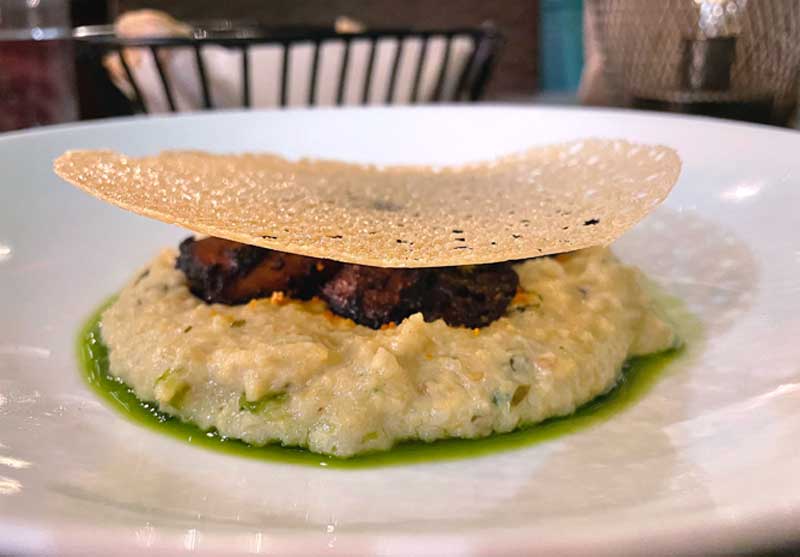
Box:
[54,140,680,267]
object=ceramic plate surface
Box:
[1,106,798,556]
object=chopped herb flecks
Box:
[239,391,288,413]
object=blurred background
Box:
[1,0,798,131]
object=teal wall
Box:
[540,0,584,92]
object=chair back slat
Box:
[308,41,322,105]
[385,37,404,103]
[279,43,290,107]
[432,36,453,102]
[453,36,479,102]
[116,45,148,113]
[410,36,429,103]
[468,30,502,101]
[336,39,352,106]
[360,38,378,105]
[241,46,251,108]
[192,45,213,108]
[149,46,177,112]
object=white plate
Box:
[1,106,799,556]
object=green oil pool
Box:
[78,299,683,469]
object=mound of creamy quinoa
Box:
[100,247,676,457]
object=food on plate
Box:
[55,139,682,457]
[175,236,519,329]
[176,236,339,305]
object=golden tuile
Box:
[53,139,680,268]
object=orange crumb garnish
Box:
[320,311,356,328]
[269,291,287,305]
[380,321,397,330]
[323,310,351,325]
[472,328,480,336]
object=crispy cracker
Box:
[53,139,680,267]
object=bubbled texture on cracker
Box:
[54,139,680,267]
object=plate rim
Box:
[2,104,799,556]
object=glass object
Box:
[583,0,800,126]
[0,0,78,131]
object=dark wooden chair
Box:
[74,23,502,114]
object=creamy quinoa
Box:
[101,247,677,457]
